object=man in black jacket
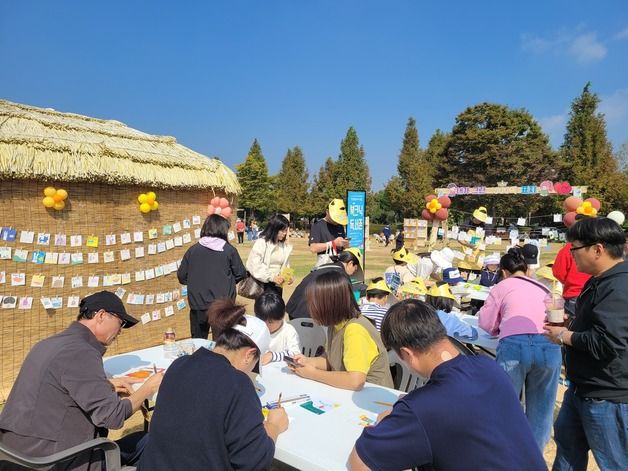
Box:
[544,217,628,471]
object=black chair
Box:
[0,437,136,470]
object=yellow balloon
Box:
[138,194,147,204]
[53,201,65,211]
[151,201,159,211]
[140,202,151,213]
[42,196,55,208]
[44,186,56,197]
[147,191,157,200]
[145,196,155,205]
[56,189,68,200]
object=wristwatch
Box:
[557,329,567,346]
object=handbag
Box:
[237,273,264,299]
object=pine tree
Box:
[235,139,271,218]
[275,146,310,216]
[334,127,371,197]
[561,83,627,209]
[425,129,451,182]
[308,157,336,216]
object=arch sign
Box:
[435,181,588,198]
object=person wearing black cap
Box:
[0,291,163,470]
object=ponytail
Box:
[207,298,258,352]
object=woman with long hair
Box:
[177,214,246,339]
[245,214,293,296]
[289,270,393,390]
[478,247,561,451]
[137,299,288,471]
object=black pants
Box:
[189,309,209,339]
[237,232,244,244]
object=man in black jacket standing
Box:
[544,217,628,471]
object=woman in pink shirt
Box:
[479,247,561,452]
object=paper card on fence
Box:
[133,231,144,243]
[182,219,191,229]
[194,228,201,239]
[11,273,26,286]
[111,274,122,285]
[71,252,84,264]
[162,264,172,275]
[141,313,151,325]
[148,228,158,239]
[0,247,11,260]
[151,309,161,321]
[164,305,175,317]
[120,233,132,245]
[86,235,99,248]
[172,222,182,233]
[37,233,51,245]
[181,285,188,296]
[145,268,155,280]
[174,236,183,247]
[19,297,33,310]
[115,287,126,299]
[87,252,99,264]
[31,274,45,287]
[88,276,100,288]
[0,272,5,284]
[157,242,166,253]
[165,239,175,251]
[105,234,117,246]
[192,215,201,225]
[457,232,468,242]
[449,226,459,238]
[58,253,71,264]
[134,247,145,258]
[553,214,563,223]
[54,234,67,246]
[20,231,35,244]
[147,244,157,255]
[103,251,115,263]
[41,297,53,309]
[172,289,180,300]
[182,233,192,244]
[509,229,519,239]
[168,261,178,273]
[164,291,173,302]
[31,251,45,264]
[44,252,58,264]
[120,249,131,261]
[135,294,145,304]
[67,296,80,308]
[156,293,165,303]
[145,294,155,305]
[516,218,526,226]
[176,299,186,310]
[121,273,131,284]
[154,266,164,277]
[70,235,82,247]
[2,228,16,241]
[135,270,145,282]
[475,227,485,236]
[13,249,28,263]
[2,296,16,308]
[50,297,63,309]
[103,275,114,287]
[51,276,64,288]
[71,276,83,288]
[126,293,137,304]
[162,225,173,236]
[484,217,493,225]
[541,227,550,236]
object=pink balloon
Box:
[564,197,582,212]
[424,194,437,203]
[207,204,215,215]
[437,195,451,208]
[421,209,434,220]
[584,197,601,210]
[221,207,232,218]
[219,197,229,208]
[563,211,577,228]
[211,197,220,207]
[435,208,449,220]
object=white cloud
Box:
[613,27,628,40]
[568,33,607,63]
[521,30,607,64]
[600,89,628,124]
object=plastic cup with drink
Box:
[544,294,565,327]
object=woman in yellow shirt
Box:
[289,270,393,390]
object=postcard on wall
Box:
[121,273,131,285]
[37,233,51,245]
[192,215,201,225]
[103,251,115,263]
[164,305,175,317]
[51,276,65,289]
[156,292,165,304]
[147,244,157,255]
[70,235,83,247]
[134,247,145,258]
[182,233,192,244]
[120,249,131,261]
[54,234,67,246]
[105,234,117,246]
[71,252,84,265]
[0,247,11,260]
[172,289,180,300]
[40,297,53,309]
[19,297,33,310]
[133,231,144,243]
[162,263,172,275]
[154,266,164,278]
[50,297,63,309]
[164,291,173,302]
[126,293,137,304]
[162,225,173,236]
[174,236,183,247]
[145,294,155,305]
[151,309,161,321]
[120,232,132,245]
[144,268,155,280]
[44,252,59,264]
[182,219,191,229]
[0,272,5,284]
[111,274,122,285]
[102,275,114,287]
[135,270,146,282]
[134,294,145,304]
[1,227,17,241]
[67,296,80,308]
[114,287,126,299]
[181,285,187,296]
[13,249,28,263]
[1,296,16,309]
[141,313,152,325]
[20,231,35,244]
[148,228,158,240]
[87,252,99,264]
[86,235,99,248]
[31,274,45,287]
[157,242,166,253]
[516,218,526,226]
[194,228,201,239]
[71,276,83,288]
[172,222,182,233]
[11,273,26,286]
[31,251,45,264]
[88,276,100,288]
[176,299,186,311]
[58,252,71,265]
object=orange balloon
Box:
[44,187,56,197]
[56,189,68,200]
[52,194,63,203]
[42,196,55,208]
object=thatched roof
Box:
[0,99,240,193]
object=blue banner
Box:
[346,190,366,251]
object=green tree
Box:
[561,83,628,209]
[424,129,450,173]
[235,139,271,218]
[275,146,310,216]
[435,103,560,217]
[334,127,371,196]
[383,176,406,221]
[307,157,336,217]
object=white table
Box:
[460,314,498,354]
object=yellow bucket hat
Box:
[344,247,364,271]
[428,283,456,300]
[328,198,348,225]
[367,279,392,293]
[472,206,488,223]
[392,247,418,264]
[536,261,557,282]
[399,278,428,296]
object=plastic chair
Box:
[448,335,478,356]
[288,318,327,357]
[0,437,136,470]
[388,350,427,392]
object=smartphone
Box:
[284,356,302,368]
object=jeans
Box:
[497,334,562,451]
[553,385,628,471]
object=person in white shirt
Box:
[256,291,301,364]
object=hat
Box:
[367,279,392,294]
[427,283,456,300]
[522,244,539,265]
[472,206,488,223]
[80,291,138,328]
[328,199,348,226]
[430,247,455,269]
[483,253,501,266]
[399,278,428,296]
[232,315,271,374]
[344,247,364,272]
[536,266,558,282]
[442,267,464,285]
[392,247,418,264]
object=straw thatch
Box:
[0,99,240,193]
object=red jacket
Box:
[552,243,591,298]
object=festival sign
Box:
[435,181,588,197]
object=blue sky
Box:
[1,1,627,190]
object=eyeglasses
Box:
[570,243,597,254]
[106,311,127,328]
